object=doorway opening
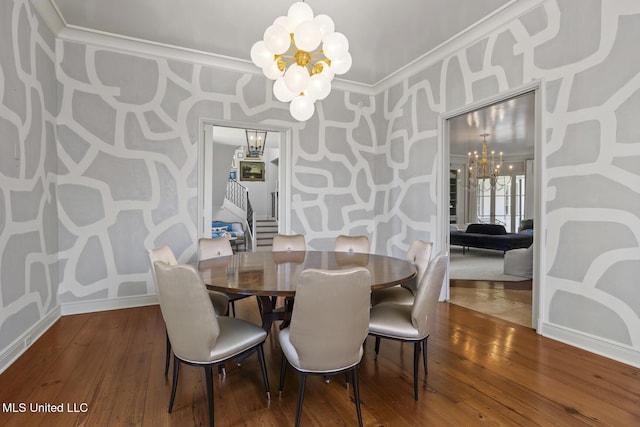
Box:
[440,84,543,329]
[198,121,292,251]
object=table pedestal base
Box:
[256,296,293,332]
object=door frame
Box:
[437,80,545,330]
[198,119,293,242]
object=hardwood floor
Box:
[450,279,533,327]
[1,297,639,426]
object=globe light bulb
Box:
[290,95,315,121]
[264,24,290,55]
[294,21,322,52]
[323,32,349,61]
[284,65,310,94]
[262,60,284,80]
[314,14,335,39]
[250,41,273,68]
[273,77,296,102]
[287,2,314,30]
[306,73,331,101]
[274,15,293,33]
[329,52,352,75]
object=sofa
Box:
[450,223,533,253]
[211,221,245,251]
[504,244,533,278]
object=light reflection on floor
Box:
[449,286,532,328]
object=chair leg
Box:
[374,336,381,358]
[422,337,429,376]
[352,366,363,427]
[204,365,214,427]
[168,355,180,412]
[413,342,420,401]
[279,353,288,394]
[164,330,171,377]
[256,344,271,399]
[295,373,307,427]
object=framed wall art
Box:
[239,161,265,182]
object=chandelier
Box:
[250,1,351,121]
[467,133,512,190]
[246,129,267,158]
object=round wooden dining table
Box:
[199,250,416,331]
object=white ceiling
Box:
[52,0,512,86]
[449,92,536,158]
[49,0,533,156]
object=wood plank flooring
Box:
[450,279,533,327]
[1,295,639,426]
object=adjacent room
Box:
[448,92,535,327]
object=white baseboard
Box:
[540,322,640,369]
[60,294,159,315]
[0,307,61,375]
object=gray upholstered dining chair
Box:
[271,234,306,311]
[370,240,433,306]
[148,245,230,377]
[272,234,306,252]
[334,234,370,253]
[198,236,248,317]
[368,252,448,400]
[154,261,270,427]
[278,267,371,427]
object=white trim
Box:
[32,0,543,97]
[31,0,66,34]
[532,82,545,331]
[436,116,450,302]
[0,307,61,375]
[60,294,158,316]
[540,322,640,369]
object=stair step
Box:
[256,227,278,233]
[253,219,277,250]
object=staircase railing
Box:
[246,196,255,250]
[226,179,246,211]
[225,179,255,251]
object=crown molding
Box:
[31,0,66,34]
[57,25,262,75]
[372,0,546,93]
[33,0,544,97]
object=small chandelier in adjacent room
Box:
[467,133,512,190]
[250,1,351,121]
[246,129,267,158]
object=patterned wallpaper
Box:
[1,0,639,370]
[383,0,640,357]
[0,0,59,366]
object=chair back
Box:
[410,252,449,337]
[272,234,306,252]
[290,267,371,371]
[334,235,370,254]
[148,246,178,289]
[154,261,220,363]
[198,236,233,260]
[405,240,433,293]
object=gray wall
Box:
[1,0,639,370]
[0,0,59,368]
[379,0,640,362]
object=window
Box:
[475,175,525,232]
